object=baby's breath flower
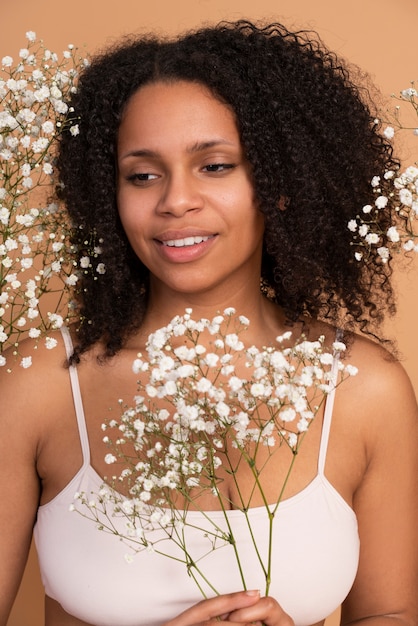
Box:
[348,84,418,262]
[0,33,92,368]
[383,126,395,139]
[72,311,357,597]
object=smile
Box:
[162,236,213,248]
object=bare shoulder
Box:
[0,329,76,437]
[306,317,418,431]
[334,331,418,456]
[343,333,416,411]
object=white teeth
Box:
[163,236,211,247]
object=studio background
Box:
[2,0,417,624]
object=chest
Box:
[38,354,365,511]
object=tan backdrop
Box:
[1,0,417,624]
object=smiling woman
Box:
[116,81,264,301]
[1,18,418,626]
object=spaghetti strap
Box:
[317,348,340,475]
[60,326,91,468]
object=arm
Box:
[341,353,418,626]
[0,353,43,624]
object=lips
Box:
[162,235,214,248]
[154,231,217,262]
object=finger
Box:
[227,596,294,626]
[163,590,260,626]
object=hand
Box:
[163,590,294,626]
[227,593,295,626]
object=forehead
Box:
[118,80,240,146]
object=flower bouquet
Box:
[0,33,88,368]
[73,308,357,597]
[348,82,418,262]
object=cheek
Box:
[117,189,141,233]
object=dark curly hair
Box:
[57,19,402,361]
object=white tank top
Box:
[34,327,359,626]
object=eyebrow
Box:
[119,139,237,160]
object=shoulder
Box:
[342,333,416,410]
[305,317,417,432]
[0,326,90,436]
[334,331,418,458]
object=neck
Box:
[137,282,288,350]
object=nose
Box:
[157,169,203,217]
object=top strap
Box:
[317,344,341,475]
[60,326,91,468]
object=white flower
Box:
[377,247,390,262]
[20,258,33,270]
[32,137,49,153]
[215,401,230,419]
[0,208,10,225]
[163,380,177,396]
[345,365,358,376]
[386,226,400,243]
[225,333,244,350]
[41,120,55,134]
[70,124,80,136]
[0,148,13,160]
[365,233,379,245]
[21,163,32,177]
[250,383,266,397]
[65,274,79,286]
[34,86,50,102]
[383,126,395,139]
[399,188,413,207]
[347,219,357,232]
[401,88,417,98]
[204,352,219,367]
[48,313,64,328]
[403,240,416,252]
[45,337,58,349]
[26,31,36,42]
[384,170,395,180]
[281,407,296,422]
[53,100,68,114]
[5,238,18,251]
[96,263,106,274]
[20,135,31,148]
[105,454,117,464]
[375,195,388,209]
[287,433,298,449]
[2,56,13,67]
[20,356,32,369]
[228,376,243,392]
[196,378,213,393]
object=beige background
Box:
[2,0,417,624]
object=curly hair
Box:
[56,19,402,361]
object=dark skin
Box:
[1,81,417,626]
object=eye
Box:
[126,172,159,185]
[202,163,235,174]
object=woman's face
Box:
[117,80,264,301]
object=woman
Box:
[0,20,417,626]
